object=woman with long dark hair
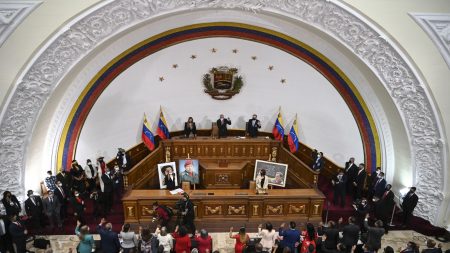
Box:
[230,226,249,253]
[300,223,318,253]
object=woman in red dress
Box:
[172,225,191,253]
[229,226,249,253]
[300,223,318,253]
[194,229,212,253]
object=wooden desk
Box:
[199,161,247,188]
[122,188,325,225]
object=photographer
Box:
[152,202,170,228]
[179,193,195,234]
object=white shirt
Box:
[157,234,173,252]
[258,228,278,250]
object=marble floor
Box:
[26,230,449,253]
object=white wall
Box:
[75,38,364,165]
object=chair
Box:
[211,122,219,138]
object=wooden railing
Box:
[105,142,150,169]
[282,139,343,180]
[123,146,164,190]
[277,146,320,188]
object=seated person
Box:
[184,117,197,138]
[256,169,269,194]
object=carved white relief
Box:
[410,13,450,69]
[0,0,446,225]
[0,1,42,47]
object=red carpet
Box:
[29,193,124,235]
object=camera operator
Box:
[179,193,195,234]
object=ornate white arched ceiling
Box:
[0,0,448,227]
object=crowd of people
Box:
[0,148,131,252]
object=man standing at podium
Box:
[217,114,231,138]
[247,114,261,138]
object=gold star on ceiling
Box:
[172,64,178,68]
[268,66,274,71]
[232,49,238,53]
[280,79,286,84]
[251,56,257,60]
[190,55,197,59]
[211,48,217,53]
[159,77,164,82]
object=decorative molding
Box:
[410,13,450,69]
[0,1,41,47]
[0,0,446,225]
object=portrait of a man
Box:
[179,159,199,184]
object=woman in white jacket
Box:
[255,169,269,194]
[258,222,278,252]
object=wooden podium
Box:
[200,161,247,188]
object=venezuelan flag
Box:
[288,116,299,153]
[157,109,170,139]
[272,110,284,141]
[142,114,155,151]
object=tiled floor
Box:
[27,230,449,253]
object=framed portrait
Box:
[178,159,200,184]
[253,160,288,187]
[157,162,178,189]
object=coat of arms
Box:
[203,66,244,100]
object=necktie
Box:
[59,187,65,198]
[375,179,381,187]
[50,197,53,203]
[383,191,388,199]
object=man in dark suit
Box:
[56,169,72,192]
[374,184,394,233]
[101,167,114,215]
[363,214,385,251]
[372,172,386,199]
[341,216,360,250]
[332,169,347,207]
[24,190,43,233]
[216,114,231,138]
[323,221,340,250]
[54,180,69,220]
[353,164,367,200]
[344,158,358,193]
[312,152,325,171]
[247,114,261,138]
[401,187,418,227]
[116,148,131,171]
[8,214,28,253]
[97,218,120,253]
[42,190,62,231]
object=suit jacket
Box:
[354,170,367,189]
[247,119,261,137]
[323,227,340,249]
[43,197,61,216]
[373,178,387,198]
[377,190,395,218]
[164,174,177,190]
[402,193,418,212]
[363,220,385,250]
[56,172,72,189]
[278,228,300,252]
[313,157,324,171]
[54,185,68,203]
[1,196,21,216]
[24,196,43,217]
[332,174,347,191]
[216,118,231,137]
[8,221,27,245]
[97,225,121,253]
[184,122,197,136]
[342,223,360,246]
[101,173,114,193]
[344,162,358,179]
